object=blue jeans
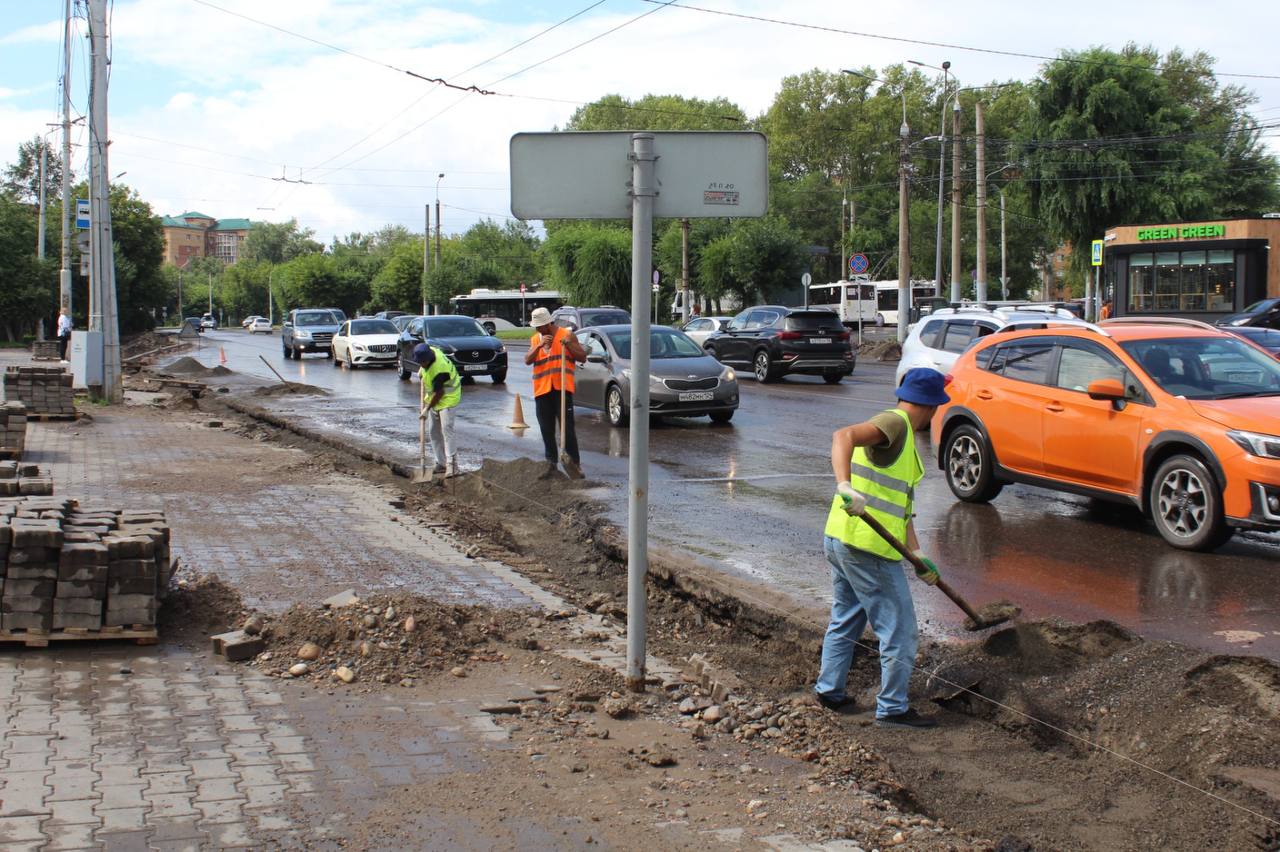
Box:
[814,536,918,718]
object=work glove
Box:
[912,550,940,586]
[836,482,866,516]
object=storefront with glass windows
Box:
[1103,218,1279,320]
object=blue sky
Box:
[2,1,1277,241]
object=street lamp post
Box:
[984,163,1020,300]
[434,173,444,314]
[910,60,952,298]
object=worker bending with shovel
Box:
[525,307,587,479]
[814,368,950,729]
[414,342,462,479]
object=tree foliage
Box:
[2,136,70,204]
[564,93,746,132]
[242,219,323,265]
[542,224,632,307]
[0,194,55,340]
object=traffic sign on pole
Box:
[849,253,869,275]
[75,198,90,229]
[1091,239,1104,267]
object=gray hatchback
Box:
[573,325,739,426]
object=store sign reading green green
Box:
[1136,224,1226,241]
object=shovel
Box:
[850,505,1018,631]
[412,381,431,484]
[559,335,584,480]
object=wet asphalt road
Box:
[187,329,1280,660]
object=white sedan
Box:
[241,315,264,328]
[330,318,400,369]
[679,316,733,347]
[248,317,273,334]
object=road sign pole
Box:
[626,133,656,693]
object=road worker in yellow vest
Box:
[814,367,950,729]
[414,342,462,478]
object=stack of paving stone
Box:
[0,498,173,635]
[0,402,26,458]
[0,461,54,497]
[3,366,75,417]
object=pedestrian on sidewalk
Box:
[525,307,587,479]
[414,342,462,478]
[57,308,73,361]
[813,367,950,729]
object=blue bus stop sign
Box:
[849,253,869,275]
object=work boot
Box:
[562,458,585,481]
[432,463,447,475]
[813,692,858,715]
[445,456,459,478]
[537,462,558,480]
[874,708,937,729]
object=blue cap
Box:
[412,343,435,365]
[896,367,950,406]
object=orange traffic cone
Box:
[507,394,529,430]
[219,346,228,365]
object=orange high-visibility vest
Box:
[530,327,576,397]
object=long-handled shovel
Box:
[412,381,431,484]
[559,336,584,480]
[855,509,1018,631]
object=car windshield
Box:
[606,328,704,360]
[295,311,338,325]
[1242,299,1278,313]
[349,319,397,335]
[425,318,486,337]
[1120,337,1280,399]
[580,310,631,327]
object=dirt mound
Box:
[159,573,250,640]
[159,356,231,377]
[858,339,902,361]
[246,591,534,688]
[251,382,329,398]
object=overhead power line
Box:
[641,0,1280,81]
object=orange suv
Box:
[933,318,1280,551]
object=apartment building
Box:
[161,211,252,267]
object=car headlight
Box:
[650,374,665,388]
[294,330,312,339]
[353,344,366,351]
[1228,430,1280,459]
[1230,318,1250,326]
[497,344,506,353]
[720,366,736,382]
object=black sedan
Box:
[396,315,508,383]
[704,306,855,383]
[1224,326,1280,358]
[1218,298,1280,330]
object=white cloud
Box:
[0,20,61,46]
[4,0,1277,239]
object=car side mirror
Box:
[1087,378,1127,405]
[587,354,608,364]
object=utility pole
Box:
[37,141,47,260]
[422,204,430,315]
[267,268,273,323]
[840,192,847,281]
[680,218,690,323]
[897,111,911,343]
[949,101,962,303]
[177,270,183,320]
[1000,191,1008,300]
[933,61,951,297]
[974,101,987,304]
[434,173,444,314]
[58,0,73,317]
[87,0,120,402]
[208,273,213,314]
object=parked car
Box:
[241,315,264,329]
[375,310,410,321]
[247,316,273,334]
[896,306,1086,386]
[703,306,854,383]
[1223,326,1280,358]
[574,325,738,426]
[396,315,507,383]
[934,317,1280,551]
[679,316,733,347]
[200,313,217,330]
[281,309,342,359]
[1217,297,1280,330]
[330,318,400,368]
[552,306,632,332]
[390,314,420,333]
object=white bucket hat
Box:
[529,307,554,327]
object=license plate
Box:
[463,364,488,372]
[678,391,714,402]
[809,337,831,344]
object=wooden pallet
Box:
[24,412,78,422]
[0,626,158,648]
[0,448,22,460]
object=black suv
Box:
[551,305,631,332]
[396,315,508,384]
[705,306,854,383]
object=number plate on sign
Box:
[678,391,715,402]
[809,337,832,344]
[463,364,488,372]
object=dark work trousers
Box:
[534,389,579,465]
[59,333,70,360]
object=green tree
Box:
[726,215,808,303]
[0,193,55,340]
[565,93,746,131]
[541,224,632,307]
[277,254,359,314]
[1021,45,1280,282]
[368,239,426,312]
[3,136,70,205]
[242,219,323,265]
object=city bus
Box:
[806,280,877,328]
[449,289,563,334]
[874,281,938,327]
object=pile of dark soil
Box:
[251,382,329,398]
[160,356,231,377]
[246,591,535,688]
[159,572,251,641]
[858,339,902,361]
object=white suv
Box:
[895,305,1086,385]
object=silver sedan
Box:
[679,316,733,347]
[573,325,739,426]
